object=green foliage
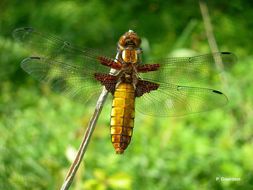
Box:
[1,0,253,189]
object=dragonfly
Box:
[13,27,236,154]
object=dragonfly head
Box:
[118,30,141,49]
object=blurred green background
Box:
[1,0,253,189]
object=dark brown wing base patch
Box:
[137,64,160,73]
[97,56,122,70]
[94,73,117,93]
[135,80,159,97]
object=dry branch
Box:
[199,0,228,87]
[60,87,109,190]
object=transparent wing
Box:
[13,27,117,102]
[136,82,228,117]
[13,27,114,73]
[140,52,236,86]
[21,57,107,102]
[136,52,235,116]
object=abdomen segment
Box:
[110,83,135,154]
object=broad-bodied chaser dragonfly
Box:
[13,27,236,154]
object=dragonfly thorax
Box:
[121,48,138,64]
[118,31,142,65]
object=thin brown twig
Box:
[60,87,109,190]
[60,63,119,189]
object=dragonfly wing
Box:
[13,27,116,72]
[13,27,98,57]
[21,56,112,103]
[135,82,228,117]
[14,27,119,102]
[140,52,236,86]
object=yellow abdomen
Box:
[111,83,135,154]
